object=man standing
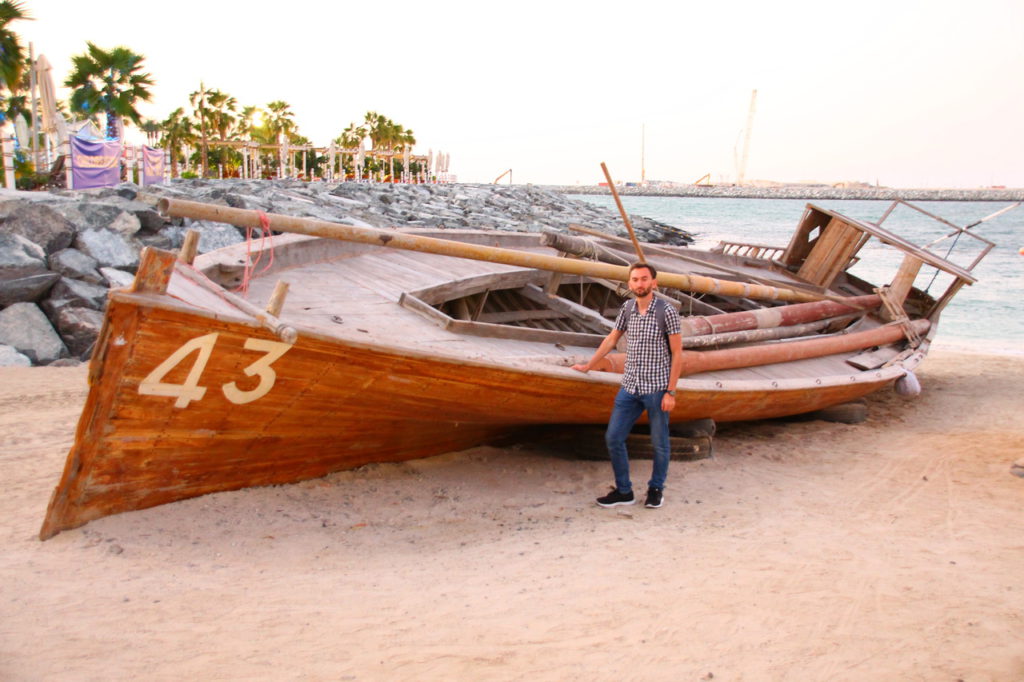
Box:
[572,262,683,509]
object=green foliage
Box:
[0,1,30,93]
[159,106,195,178]
[65,42,154,139]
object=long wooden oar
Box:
[600,162,646,263]
[158,197,825,304]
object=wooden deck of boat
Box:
[178,236,888,385]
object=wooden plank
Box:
[478,309,567,324]
[847,345,902,370]
[819,221,867,287]
[447,318,604,346]
[397,292,454,329]
[518,284,616,334]
[132,247,177,294]
[798,217,855,285]
[407,269,540,306]
[883,254,924,320]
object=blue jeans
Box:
[605,388,671,494]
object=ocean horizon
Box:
[570,195,1023,356]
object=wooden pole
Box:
[199,82,209,178]
[29,43,40,173]
[677,320,929,377]
[158,197,825,304]
[175,265,297,344]
[178,229,200,264]
[265,280,290,317]
[2,136,16,189]
[600,162,646,263]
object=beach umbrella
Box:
[34,55,68,145]
[14,115,29,148]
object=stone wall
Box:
[547,184,1024,202]
[0,180,693,366]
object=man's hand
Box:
[571,363,590,373]
[661,393,676,412]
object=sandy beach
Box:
[1,349,1021,680]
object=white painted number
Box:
[222,338,293,405]
[138,333,219,408]
[138,333,293,408]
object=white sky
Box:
[16,0,1024,187]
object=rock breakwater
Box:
[0,180,692,366]
[548,184,1024,202]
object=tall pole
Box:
[199,82,209,178]
[737,89,757,186]
[600,161,646,263]
[640,123,645,186]
[29,43,40,172]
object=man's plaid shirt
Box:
[614,298,681,395]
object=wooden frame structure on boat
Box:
[779,201,991,321]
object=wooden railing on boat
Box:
[711,240,787,261]
[157,198,828,305]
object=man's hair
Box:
[628,261,657,279]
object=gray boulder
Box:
[47,277,110,310]
[53,306,105,358]
[0,302,68,364]
[136,231,174,251]
[133,207,165,232]
[0,232,59,305]
[0,201,77,253]
[98,184,139,200]
[0,272,60,306]
[164,220,245,253]
[0,230,47,274]
[107,209,142,235]
[74,228,141,271]
[0,343,31,366]
[99,267,135,289]
[48,248,103,284]
[67,201,142,236]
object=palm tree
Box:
[331,122,366,179]
[334,122,366,149]
[188,84,211,176]
[159,107,195,178]
[140,119,161,146]
[65,42,154,140]
[0,1,30,95]
[239,105,264,139]
[264,100,296,142]
[394,127,416,180]
[202,88,238,175]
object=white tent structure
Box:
[34,55,68,153]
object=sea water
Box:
[570,196,1024,355]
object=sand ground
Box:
[1,350,1021,681]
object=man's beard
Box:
[632,285,653,298]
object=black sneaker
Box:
[596,488,635,508]
[644,487,664,509]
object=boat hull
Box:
[40,291,897,539]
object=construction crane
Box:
[493,169,512,184]
[736,89,757,186]
[693,172,711,186]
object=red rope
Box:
[235,211,275,296]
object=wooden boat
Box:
[39,197,992,539]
